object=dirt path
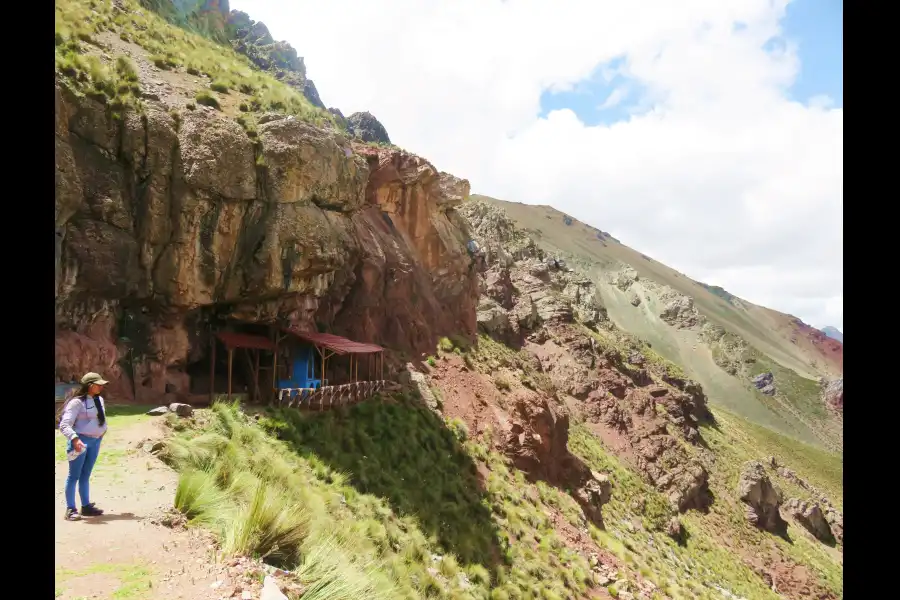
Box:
[54,416,254,600]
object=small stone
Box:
[241,593,252,600]
[143,441,165,454]
[210,580,223,589]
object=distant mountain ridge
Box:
[822,326,843,343]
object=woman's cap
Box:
[81,372,109,386]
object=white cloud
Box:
[232,0,843,332]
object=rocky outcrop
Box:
[457,199,714,514]
[55,83,477,402]
[665,516,685,542]
[572,470,613,525]
[347,112,391,145]
[460,200,608,342]
[752,372,777,396]
[821,377,843,413]
[825,507,843,545]
[737,461,786,533]
[502,396,571,482]
[772,463,843,545]
[783,498,834,543]
[659,294,703,329]
[224,10,327,106]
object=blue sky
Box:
[539,0,843,125]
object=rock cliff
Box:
[55,83,477,402]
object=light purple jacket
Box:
[59,396,108,441]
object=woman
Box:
[58,372,109,521]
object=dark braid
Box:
[74,383,107,426]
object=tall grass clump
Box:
[161,399,616,599]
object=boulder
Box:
[665,516,684,541]
[168,403,194,418]
[737,461,786,533]
[751,372,777,396]
[346,111,391,145]
[783,498,834,543]
[825,508,843,545]
[572,471,613,525]
[147,406,169,416]
[821,377,843,412]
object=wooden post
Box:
[227,347,234,401]
[254,348,261,402]
[272,331,279,402]
[209,334,216,405]
[319,346,325,387]
[355,354,359,382]
[350,354,354,383]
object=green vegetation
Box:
[703,407,842,509]
[163,401,612,599]
[746,349,829,422]
[55,0,336,126]
[195,90,220,109]
[569,417,843,600]
[56,562,153,599]
[465,334,555,396]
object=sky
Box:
[231,0,843,332]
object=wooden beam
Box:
[209,332,216,405]
[227,347,234,401]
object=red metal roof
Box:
[216,332,276,351]
[283,329,384,355]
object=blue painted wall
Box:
[277,344,321,390]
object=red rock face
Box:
[790,318,843,375]
[54,85,478,403]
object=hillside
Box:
[472,196,843,452]
[55,2,842,600]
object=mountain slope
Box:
[472,195,842,451]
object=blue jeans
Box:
[65,436,102,509]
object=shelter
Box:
[205,320,388,409]
[275,328,386,410]
[210,331,276,404]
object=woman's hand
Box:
[73,438,85,453]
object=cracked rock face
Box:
[55,83,477,403]
[737,461,786,533]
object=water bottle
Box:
[67,441,85,462]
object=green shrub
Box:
[195,90,220,109]
[210,79,230,93]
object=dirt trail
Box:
[54,418,251,600]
